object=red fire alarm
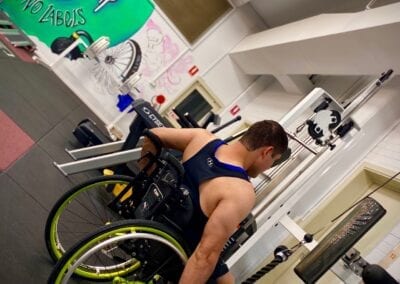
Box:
[188,65,199,76]
[230,105,240,115]
[155,94,166,105]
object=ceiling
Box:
[249,0,400,28]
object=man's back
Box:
[180,137,253,248]
[148,128,255,283]
[146,122,287,283]
[155,128,255,224]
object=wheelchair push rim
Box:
[45,175,137,261]
[49,220,190,283]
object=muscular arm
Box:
[179,183,255,283]
[140,127,213,161]
[151,127,209,151]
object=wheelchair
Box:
[45,98,251,283]
[46,130,194,283]
[48,220,191,283]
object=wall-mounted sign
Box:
[230,104,240,115]
[0,0,154,47]
[188,65,199,76]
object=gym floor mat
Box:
[0,110,34,171]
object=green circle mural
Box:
[0,0,154,47]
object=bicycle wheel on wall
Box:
[92,39,142,94]
[48,220,190,284]
[45,175,139,262]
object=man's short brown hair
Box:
[239,120,288,155]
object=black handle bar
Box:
[211,116,242,134]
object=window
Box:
[154,0,232,43]
[162,79,223,128]
[174,89,212,121]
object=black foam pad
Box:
[294,197,386,284]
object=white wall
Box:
[241,80,303,122]
[188,3,268,114]
[365,122,400,172]
[249,0,399,28]
[230,3,400,76]
[34,3,268,137]
[359,121,400,280]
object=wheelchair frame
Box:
[46,130,194,283]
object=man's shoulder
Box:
[193,128,215,139]
[188,129,217,148]
[179,128,215,143]
[212,177,254,196]
[218,178,255,212]
[181,129,216,160]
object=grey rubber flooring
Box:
[0,53,107,282]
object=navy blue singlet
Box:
[182,139,249,280]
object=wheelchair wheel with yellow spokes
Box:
[45,175,141,263]
[48,220,190,284]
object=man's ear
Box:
[262,146,274,158]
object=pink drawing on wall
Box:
[155,54,193,93]
[141,19,193,94]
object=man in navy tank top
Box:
[141,120,288,284]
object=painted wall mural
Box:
[0,1,196,134]
[0,0,154,47]
[85,10,194,101]
[131,11,194,98]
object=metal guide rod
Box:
[54,147,142,176]
[0,28,19,35]
[0,11,36,48]
[254,136,314,193]
[66,137,144,160]
[0,20,12,25]
[286,132,317,155]
[336,70,393,129]
[253,147,328,218]
[66,140,126,160]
